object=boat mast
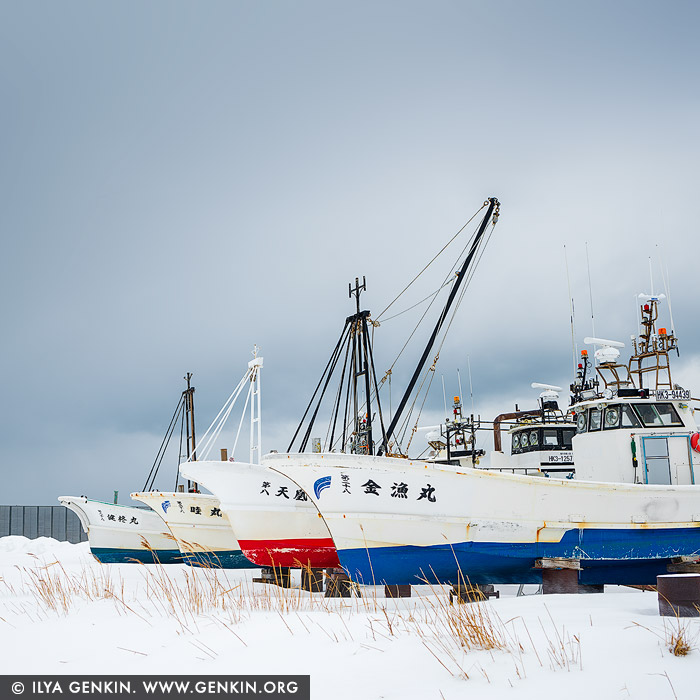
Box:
[378,197,499,456]
[249,350,263,465]
[288,277,387,455]
[184,372,198,492]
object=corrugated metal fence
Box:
[0,505,87,544]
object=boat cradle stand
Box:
[385,584,412,598]
[301,568,325,593]
[325,568,361,598]
[253,566,292,588]
[657,573,700,617]
[450,584,499,604]
[535,558,603,594]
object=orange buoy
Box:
[691,433,700,453]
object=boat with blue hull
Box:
[58,496,183,564]
[131,490,256,570]
[271,293,700,586]
[336,527,700,586]
[269,450,700,586]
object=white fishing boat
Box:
[184,199,502,571]
[180,458,340,568]
[130,491,250,568]
[272,293,700,586]
[133,361,264,569]
[426,385,576,477]
[59,373,207,565]
[58,496,181,564]
[179,351,339,568]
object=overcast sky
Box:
[2,1,699,504]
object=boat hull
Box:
[58,496,183,564]
[130,491,256,569]
[269,453,700,586]
[180,460,340,568]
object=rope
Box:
[191,369,252,462]
[142,394,185,492]
[174,403,186,492]
[378,275,456,324]
[375,203,486,322]
[391,220,498,453]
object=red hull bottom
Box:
[238,538,340,568]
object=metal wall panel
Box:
[0,506,87,543]
[0,506,10,538]
[38,507,54,537]
[23,506,39,540]
[10,507,24,536]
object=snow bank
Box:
[1,539,698,699]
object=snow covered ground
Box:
[1,536,697,699]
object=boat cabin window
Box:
[603,404,642,430]
[603,406,620,429]
[561,429,575,449]
[576,413,587,433]
[588,408,602,432]
[543,429,558,446]
[620,404,641,428]
[511,426,576,454]
[579,404,643,433]
[633,402,683,428]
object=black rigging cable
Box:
[143,393,185,492]
[377,198,499,456]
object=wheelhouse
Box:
[511,425,576,454]
[574,402,684,434]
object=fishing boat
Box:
[185,198,502,571]
[180,459,340,568]
[133,365,260,569]
[179,351,339,568]
[58,495,182,564]
[59,374,217,565]
[426,384,576,477]
[130,491,249,568]
[272,291,700,586]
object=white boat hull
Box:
[269,453,700,585]
[130,491,255,569]
[58,496,182,564]
[180,460,340,568]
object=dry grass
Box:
[632,615,697,658]
[9,548,590,683]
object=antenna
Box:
[564,245,578,376]
[441,375,448,417]
[585,242,596,339]
[658,246,677,340]
[466,360,475,414]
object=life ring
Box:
[691,433,700,453]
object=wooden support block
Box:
[384,584,411,598]
[253,565,291,588]
[542,568,603,594]
[535,557,581,570]
[658,574,700,617]
[667,557,700,574]
[324,568,360,598]
[301,568,324,593]
[449,583,499,604]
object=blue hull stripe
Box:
[338,527,700,586]
[181,550,257,569]
[91,548,184,565]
